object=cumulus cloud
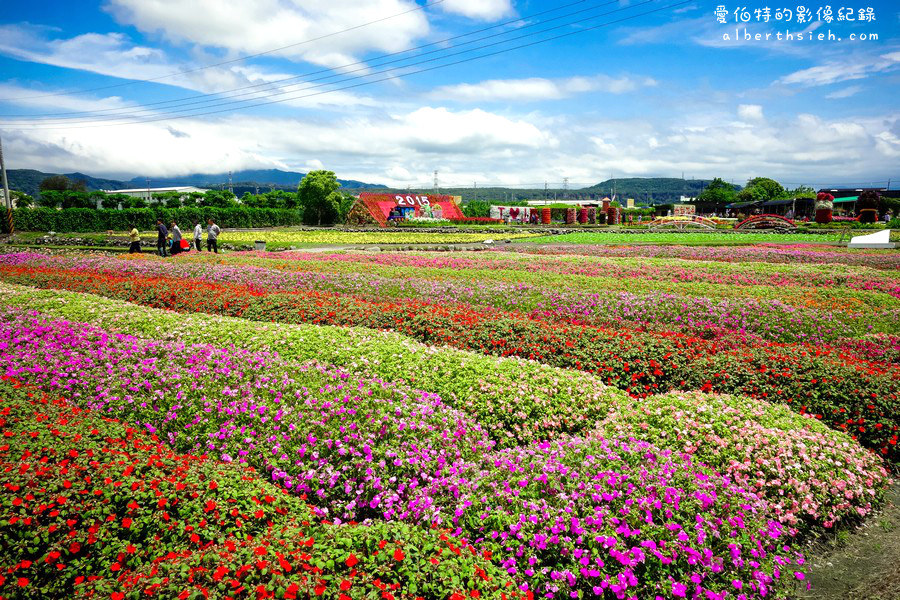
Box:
[105,0,431,70]
[4,103,898,188]
[430,74,656,102]
[438,0,513,21]
[737,104,764,121]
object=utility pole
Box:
[433,170,439,194]
[0,130,12,234]
[473,181,477,202]
[146,178,151,204]
[228,170,233,195]
[563,177,569,199]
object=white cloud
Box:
[825,85,863,99]
[737,104,764,121]
[5,104,898,189]
[105,0,431,70]
[779,51,900,86]
[438,0,513,21]
[430,74,656,102]
[0,24,383,111]
[0,83,133,114]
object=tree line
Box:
[10,170,357,228]
[696,177,815,205]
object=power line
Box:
[0,0,595,117]
[0,0,449,103]
[3,0,684,130]
[3,0,617,123]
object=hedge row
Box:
[8,206,303,232]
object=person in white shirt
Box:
[193,221,203,252]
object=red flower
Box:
[340,580,352,591]
[345,554,358,568]
[393,548,405,561]
[209,480,218,490]
[285,583,299,600]
[314,584,326,596]
[17,578,28,587]
[121,517,132,529]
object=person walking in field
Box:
[169,221,183,255]
[156,218,169,257]
[193,221,203,252]
[206,218,221,253]
[128,224,141,253]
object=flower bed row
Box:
[1,260,896,460]
[0,378,517,600]
[0,311,816,598]
[0,292,889,534]
[499,244,900,270]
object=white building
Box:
[103,186,208,202]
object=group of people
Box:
[127,218,221,256]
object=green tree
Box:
[789,185,816,199]
[336,192,357,223]
[737,177,786,203]
[10,190,34,208]
[697,178,737,204]
[201,190,236,208]
[126,196,148,209]
[463,200,491,218]
[39,175,71,193]
[37,189,64,208]
[298,170,341,226]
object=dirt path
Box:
[800,483,900,599]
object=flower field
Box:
[196,229,540,247]
[0,243,896,599]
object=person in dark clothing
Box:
[156,219,169,257]
[206,218,221,253]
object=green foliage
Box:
[738,177,787,203]
[462,199,492,218]
[126,196,147,209]
[298,170,341,226]
[698,177,737,204]
[9,206,303,232]
[38,175,71,192]
[336,192,356,223]
[199,190,237,208]
[790,185,817,199]
[9,191,34,208]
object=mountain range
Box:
[6,168,387,198]
[7,169,732,204]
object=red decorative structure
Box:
[734,214,798,230]
[541,207,551,224]
[565,208,576,224]
[815,192,834,224]
[349,193,466,227]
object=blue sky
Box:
[0,0,898,188]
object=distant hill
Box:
[583,178,742,203]
[6,168,387,198]
[7,169,129,198]
[126,169,387,191]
